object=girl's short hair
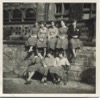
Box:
[40,22,46,27]
[72,19,77,23]
[47,50,54,56]
[59,50,64,56]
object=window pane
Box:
[12,9,22,19]
[55,3,62,13]
[26,8,36,19]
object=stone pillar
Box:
[8,9,12,22]
[20,8,25,22]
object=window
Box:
[84,3,91,9]
[25,8,36,19]
[55,3,70,20]
[64,4,70,10]
[93,3,96,10]
[55,3,62,13]
[12,9,22,21]
[3,10,9,22]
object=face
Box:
[47,53,52,58]
[61,21,65,27]
[51,22,55,27]
[59,53,63,58]
[41,24,44,28]
[73,21,77,27]
[35,22,38,27]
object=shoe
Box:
[53,79,56,84]
[25,81,31,85]
[56,78,60,85]
[63,81,67,85]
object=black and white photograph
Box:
[3,2,96,93]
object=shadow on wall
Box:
[80,51,96,85]
[80,67,95,85]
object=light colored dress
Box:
[43,56,56,76]
[37,27,48,48]
[48,27,58,50]
[50,57,70,79]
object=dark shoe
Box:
[25,81,31,85]
[56,78,61,85]
[52,79,56,84]
[63,81,67,85]
[56,80,60,85]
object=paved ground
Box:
[3,78,95,93]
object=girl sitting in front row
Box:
[50,51,70,85]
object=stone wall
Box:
[3,44,96,83]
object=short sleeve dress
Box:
[25,27,39,47]
[27,56,45,75]
[36,27,48,48]
[48,27,58,50]
[56,26,68,50]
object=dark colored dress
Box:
[48,27,58,50]
[25,27,39,46]
[36,27,48,48]
[27,56,45,75]
[56,26,68,50]
[68,24,82,49]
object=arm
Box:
[37,29,41,39]
[48,29,50,39]
[51,28,58,38]
[65,58,70,66]
[42,58,48,67]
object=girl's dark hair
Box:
[47,50,54,56]
[58,50,64,56]
[72,19,77,23]
[40,22,46,27]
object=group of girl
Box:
[24,20,82,85]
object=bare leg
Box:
[72,48,76,58]
[29,46,33,52]
[27,72,35,81]
[44,48,46,57]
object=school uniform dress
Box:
[27,56,45,75]
[48,27,58,50]
[43,57,55,76]
[56,26,68,50]
[68,24,82,49]
[50,57,70,79]
[36,27,48,48]
[25,27,39,47]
